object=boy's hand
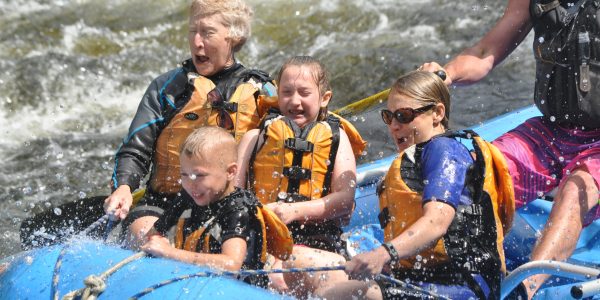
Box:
[141,233,172,258]
[104,185,133,220]
[265,202,298,224]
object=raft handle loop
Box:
[61,251,146,300]
[52,214,111,300]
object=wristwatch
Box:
[381,242,400,265]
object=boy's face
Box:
[180,154,237,206]
[188,13,234,76]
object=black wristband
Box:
[381,242,399,264]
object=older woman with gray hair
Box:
[104,0,277,248]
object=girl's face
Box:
[385,92,445,153]
[188,13,235,76]
[278,65,331,128]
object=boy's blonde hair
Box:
[190,0,253,52]
[390,71,451,128]
[276,56,331,121]
[180,126,237,167]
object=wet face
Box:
[180,154,236,206]
[188,13,235,76]
[278,65,331,128]
[385,93,444,153]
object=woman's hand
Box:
[265,202,299,224]
[141,233,172,258]
[344,246,390,279]
[103,185,133,220]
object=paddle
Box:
[334,70,446,117]
[335,89,390,118]
[19,81,404,250]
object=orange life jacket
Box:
[378,130,515,296]
[247,112,365,252]
[249,113,365,204]
[151,74,276,194]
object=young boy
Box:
[141,126,266,286]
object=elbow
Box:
[337,191,356,217]
[222,259,244,272]
[429,217,453,240]
[432,224,450,240]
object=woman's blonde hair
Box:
[276,56,331,121]
[190,0,253,52]
[390,71,450,128]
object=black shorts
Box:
[121,190,181,228]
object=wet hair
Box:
[180,126,238,167]
[276,56,332,121]
[190,0,253,52]
[390,71,450,128]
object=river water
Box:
[0,0,535,257]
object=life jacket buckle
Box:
[533,0,561,17]
[283,166,312,180]
[580,64,591,92]
[281,193,309,203]
[578,31,591,92]
[284,138,314,152]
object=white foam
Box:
[0,0,52,18]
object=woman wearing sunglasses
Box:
[104,0,277,248]
[319,71,514,299]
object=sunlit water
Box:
[0,0,534,257]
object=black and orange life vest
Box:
[150,70,277,194]
[378,130,515,298]
[174,194,292,264]
[248,111,365,252]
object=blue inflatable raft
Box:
[1,105,599,299]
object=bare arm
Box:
[345,201,455,277]
[422,0,533,86]
[142,233,247,271]
[267,130,357,224]
[235,129,260,188]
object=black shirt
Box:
[154,188,266,286]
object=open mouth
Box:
[288,110,304,118]
[396,137,408,145]
[191,192,205,201]
[195,55,209,63]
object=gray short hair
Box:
[190,0,253,52]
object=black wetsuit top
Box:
[154,188,266,287]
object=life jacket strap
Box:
[283,166,312,181]
[210,101,238,113]
[322,114,341,196]
[378,207,390,229]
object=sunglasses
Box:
[380,104,435,125]
[207,88,237,130]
